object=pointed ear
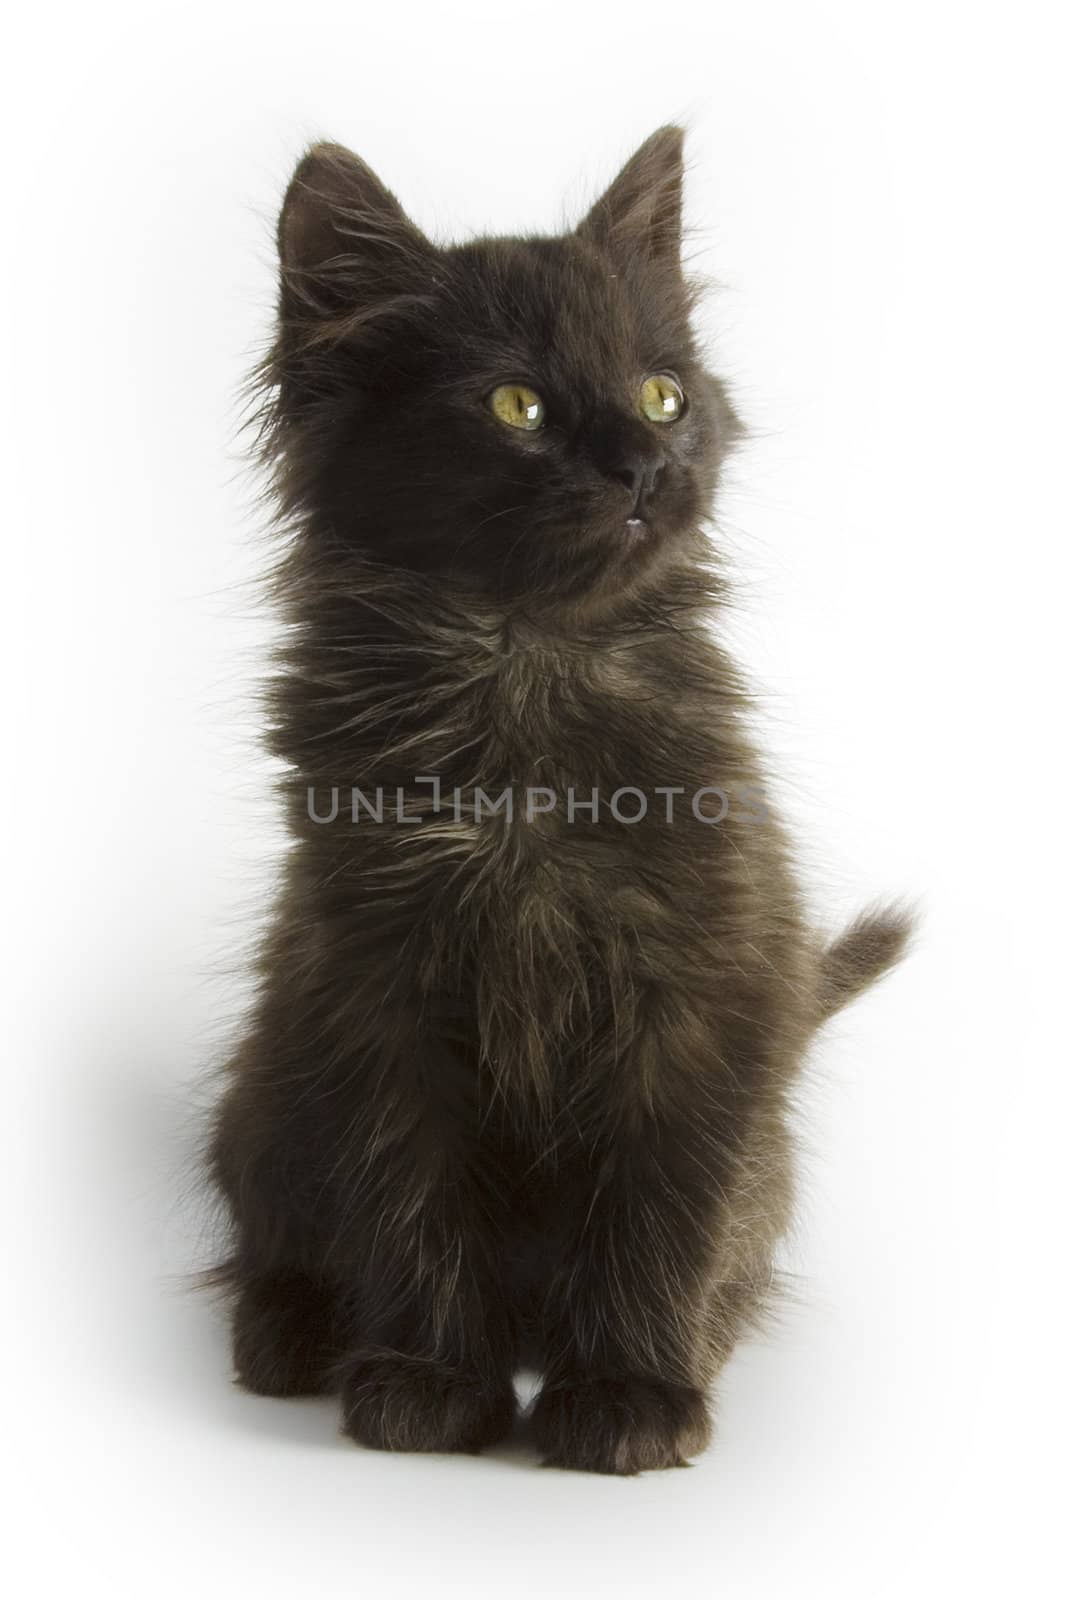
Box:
[576,126,685,266]
[278,141,435,300]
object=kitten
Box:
[208,128,910,1473]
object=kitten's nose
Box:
[607,450,666,509]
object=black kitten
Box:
[208,128,910,1473]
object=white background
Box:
[3,2,1064,1595]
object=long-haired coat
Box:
[208,128,910,1473]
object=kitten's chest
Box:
[485,644,693,789]
[416,647,709,886]
[334,634,725,902]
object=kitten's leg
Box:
[210,1085,344,1397]
[329,1027,518,1455]
[530,1146,715,1475]
[335,1139,517,1452]
[530,1008,775,1474]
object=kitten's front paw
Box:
[532,1375,711,1474]
[341,1353,515,1455]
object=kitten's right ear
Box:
[278,142,434,299]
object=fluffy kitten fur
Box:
[208,128,910,1473]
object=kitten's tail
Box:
[816,902,914,1023]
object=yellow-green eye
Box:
[640,373,685,423]
[489,383,545,431]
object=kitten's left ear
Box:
[576,126,685,266]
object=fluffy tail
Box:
[816,903,914,1024]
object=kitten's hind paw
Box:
[230,1270,342,1398]
[341,1353,516,1455]
[531,1375,711,1474]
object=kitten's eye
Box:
[640,374,685,423]
[489,383,546,432]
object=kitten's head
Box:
[268,128,737,613]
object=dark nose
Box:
[606,450,666,508]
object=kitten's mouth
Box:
[625,515,652,537]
